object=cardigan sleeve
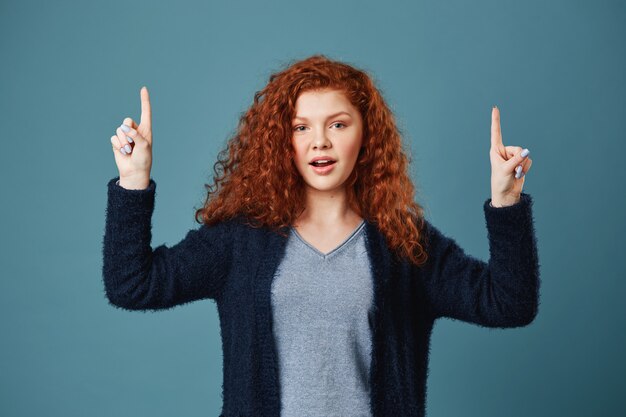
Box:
[102,176,233,311]
[420,192,540,328]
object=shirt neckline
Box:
[290,219,366,259]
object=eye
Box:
[332,122,346,128]
[293,125,306,132]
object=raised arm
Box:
[102,177,233,311]
[420,193,540,328]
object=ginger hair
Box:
[194,54,428,267]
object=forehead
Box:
[294,89,354,118]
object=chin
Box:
[305,181,347,192]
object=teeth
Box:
[313,160,331,163]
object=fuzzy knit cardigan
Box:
[102,177,540,417]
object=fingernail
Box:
[521,148,529,158]
[515,171,521,179]
[516,165,522,173]
[120,147,127,155]
[126,135,134,143]
[124,144,132,153]
[120,124,130,133]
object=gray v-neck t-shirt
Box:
[270,219,374,417]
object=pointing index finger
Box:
[140,86,152,129]
[491,105,504,149]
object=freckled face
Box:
[291,89,363,194]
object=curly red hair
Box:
[194,54,428,267]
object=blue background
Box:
[1,0,624,416]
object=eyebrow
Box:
[293,111,353,121]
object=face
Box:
[291,89,363,195]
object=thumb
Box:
[506,147,530,171]
[118,123,147,147]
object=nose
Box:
[312,128,331,149]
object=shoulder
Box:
[416,218,457,266]
[196,214,277,241]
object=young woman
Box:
[103,55,539,417]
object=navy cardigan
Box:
[102,177,540,417]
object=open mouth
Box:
[309,160,336,174]
[309,160,336,167]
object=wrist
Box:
[490,194,521,208]
[118,174,150,190]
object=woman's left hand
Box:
[489,106,533,207]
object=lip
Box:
[309,156,336,163]
[309,161,336,175]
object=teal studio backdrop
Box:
[1,0,624,416]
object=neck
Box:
[296,186,359,227]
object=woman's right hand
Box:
[110,86,153,189]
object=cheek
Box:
[345,139,362,159]
[291,144,307,168]
[290,141,299,159]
